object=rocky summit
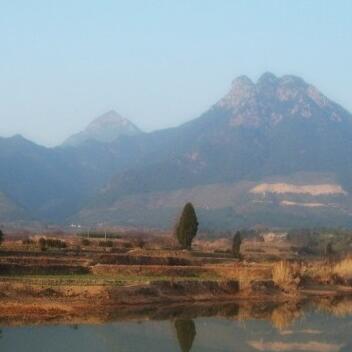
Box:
[216,72,347,128]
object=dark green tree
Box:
[38,237,46,251]
[174,319,196,352]
[0,229,3,245]
[325,241,334,260]
[232,231,242,259]
[175,203,198,249]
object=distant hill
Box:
[62,110,142,147]
[0,191,29,223]
[1,73,352,230]
[0,133,143,222]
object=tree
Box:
[38,237,46,251]
[325,241,334,260]
[0,230,4,245]
[174,319,196,352]
[232,231,242,259]
[175,203,198,249]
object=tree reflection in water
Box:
[174,319,196,352]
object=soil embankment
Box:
[2,245,352,326]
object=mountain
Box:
[0,191,29,224]
[0,133,144,223]
[63,110,142,147]
[76,73,352,229]
[1,73,352,230]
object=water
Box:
[1,300,352,351]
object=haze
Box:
[1,0,351,146]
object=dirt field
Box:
[1,233,352,326]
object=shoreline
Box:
[1,276,352,327]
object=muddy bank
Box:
[1,292,352,328]
[0,299,297,327]
[1,276,352,327]
[106,280,240,305]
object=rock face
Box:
[216,72,348,128]
[63,110,142,146]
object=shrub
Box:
[38,238,46,251]
[333,257,352,279]
[81,239,91,246]
[98,240,113,247]
[121,242,133,249]
[232,231,242,259]
[22,238,34,245]
[272,261,301,290]
[324,241,334,259]
[79,232,121,239]
[174,203,198,249]
[37,238,66,250]
[46,238,67,248]
[132,238,146,248]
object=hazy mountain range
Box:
[1,72,352,230]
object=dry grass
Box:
[272,261,301,288]
[207,263,271,289]
[304,257,352,284]
[304,261,334,283]
[333,257,352,279]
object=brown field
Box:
[1,231,352,326]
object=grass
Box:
[333,257,352,279]
[272,261,301,288]
[0,271,220,287]
[303,257,352,284]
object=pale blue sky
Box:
[1,0,351,146]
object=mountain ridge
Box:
[76,73,352,229]
[1,72,352,230]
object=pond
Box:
[1,299,352,351]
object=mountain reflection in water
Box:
[2,297,352,351]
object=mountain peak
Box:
[218,75,256,109]
[91,109,123,122]
[87,110,133,132]
[257,72,278,86]
[231,75,254,88]
[63,110,142,147]
[215,72,349,128]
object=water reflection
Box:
[2,298,352,351]
[269,303,303,331]
[174,319,196,352]
[2,297,352,329]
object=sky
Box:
[0,0,351,146]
